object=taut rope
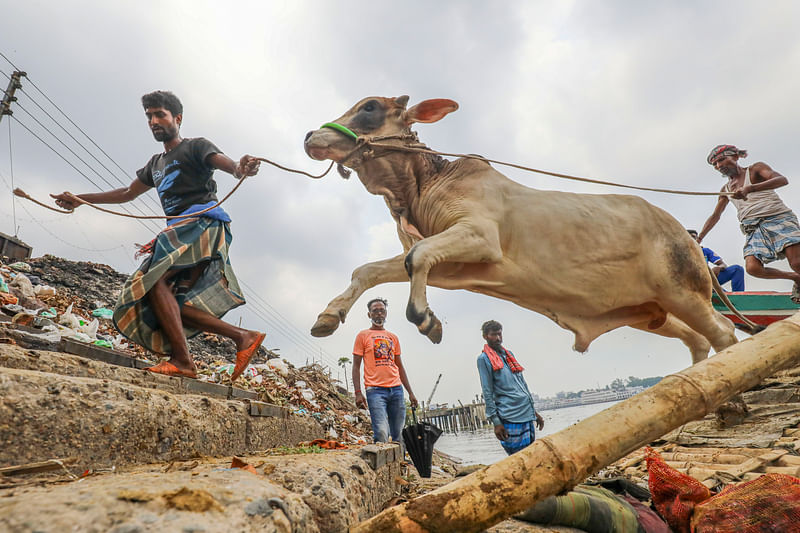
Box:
[13,159,334,219]
[362,140,735,197]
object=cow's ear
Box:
[403,99,459,124]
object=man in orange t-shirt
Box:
[352,298,418,444]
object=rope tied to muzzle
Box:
[13,158,335,219]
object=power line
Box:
[13,102,163,227]
[0,51,337,368]
[238,283,340,368]
[10,115,161,234]
[17,88,162,216]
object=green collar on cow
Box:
[321,122,359,141]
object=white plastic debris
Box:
[9,273,35,300]
[299,388,315,401]
[34,285,56,296]
[58,303,81,330]
[267,358,289,377]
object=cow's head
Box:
[304,96,459,173]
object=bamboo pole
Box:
[353,313,800,533]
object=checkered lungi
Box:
[741,211,800,264]
[500,420,536,455]
[113,217,245,354]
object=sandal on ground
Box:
[144,360,198,379]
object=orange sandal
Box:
[144,361,198,379]
[232,332,266,381]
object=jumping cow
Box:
[303,96,741,365]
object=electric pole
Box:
[0,71,26,125]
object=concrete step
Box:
[0,353,321,471]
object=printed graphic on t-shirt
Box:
[372,337,395,366]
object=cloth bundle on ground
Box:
[646,446,800,532]
[113,217,244,354]
[515,483,668,533]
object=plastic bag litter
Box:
[267,358,289,377]
[0,277,8,293]
[91,308,114,319]
[299,388,315,401]
[77,318,99,339]
[216,363,258,379]
[58,303,81,329]
[39,307,57,318]
[34,285,56,297]
[94,339,113,348]
[9,274,35,299]
[8,262,31,273]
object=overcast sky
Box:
[2,1,799,404]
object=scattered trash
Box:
[39,307,57,319]
[94,339,113,348]
[0,294,19,305]
[0,278,8,293]
[9,274,35,300]
[34,285,56,297]
[91,308,114,319]
[230,456,259,475]
[8,262,31,273]
[267,358,289,377]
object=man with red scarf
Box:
[477,320,544,455]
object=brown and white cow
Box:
[304,95,739,364]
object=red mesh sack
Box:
[691,473,800,533]
[645,447,711,533]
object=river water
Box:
[435,400,621,465]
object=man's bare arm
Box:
[352,355,366,409]
[51,177,151,210]
[698,195,730,243]
[394,355,418,408]
[207,153,260,179]
[744,162,789,194]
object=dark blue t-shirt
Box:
[136,137,222,215]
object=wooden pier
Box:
[420,401,493,433]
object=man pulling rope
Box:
[698,144,800,303]
[51,90,265,380]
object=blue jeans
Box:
[365,385,406,443]
[717,264,745,292]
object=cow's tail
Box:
[709,267,765,334]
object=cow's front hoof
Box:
[426,321,442,344]
[311,312,341,337]
[417,313,442,344]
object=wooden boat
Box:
[712,291,800,327]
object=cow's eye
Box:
[364,103,375,112]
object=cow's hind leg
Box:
[659,292,738,361]
[630,314,712,365]
[311,254,408,337]
[405,222,502,343]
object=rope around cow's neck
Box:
[361,140,735,197]
[13,158,335,219]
